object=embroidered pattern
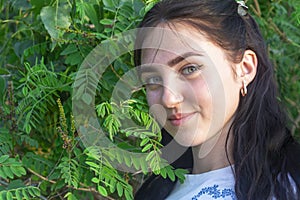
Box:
[191,185,236,200]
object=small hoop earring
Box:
[241,80,247,96]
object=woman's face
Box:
[139,24,242,147]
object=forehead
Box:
[140,24,217,64]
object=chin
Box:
[173,137,206,147]
[166,128,208,147]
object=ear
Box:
[236,50,257,85]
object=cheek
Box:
[189,78,212,109]
[146,89,168,127]
[146,89,161,106]
[192,73,227,125]
[219,71,241,117]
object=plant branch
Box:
[27,168,56,184]
[267,18,300,48]
[27,168,115,200]
[250,0,261,17]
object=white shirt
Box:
[166,166,236,200]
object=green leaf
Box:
[65,52,83,66]
[102,0,114,8]
[0,155,9,163]
[123,155,131,167]
[85,161,100,169]
[83,3,102,32]
[32,187,41,196]
[100,19,114,25]
[82,93,93,105]
[60,44,78,55]
[74,84,85,99]
[65,192,78,200]
[40,6,71,39]
[175,168,188,183]
[6,191,13,200]
[132,157,140,169]
[0,68,10,75]
[160,167,167,179]
[22,188,30,199]
[140,160,148,174]
[0,76,5,95]
[10,166,26,177]
[91,177,99,183]
[3,166,14,179]
[30,0,51,13]
[166,168,176,182]
[140,138,149,147]
[0,168,6,179]
[145,151,155,161]
[15,189,23,200]
[116,182,123,197]
[22,86,28,96]
[124,189,133,200]
[24,124,31,134]
[115,150,122,163]
[141,144,152,152]
[97,185,108,197]
[28,187,35,197]
[10,166,21,177]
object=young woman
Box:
[134,0,300,199]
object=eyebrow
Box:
[139,51,203,74]
[167,52,203,67]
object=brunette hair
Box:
[134,0,300,199]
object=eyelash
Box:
[145,76,162,85]
[142,64,202,87]
[143,76,162,90]
[180,64,202,76]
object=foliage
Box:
[0,0,299,199]
[247,0,300,137]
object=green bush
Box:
[0,0,299,199]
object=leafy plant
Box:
[0,0,299,199]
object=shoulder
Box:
[135,175,177,200]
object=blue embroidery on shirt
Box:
[191,185,236,200]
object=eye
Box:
[181,64,202,75]
[146,76,162,85]
[143,76,162,90]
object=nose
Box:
[161,85,183,108]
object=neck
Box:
[191,125,233,174]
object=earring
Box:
[241,80,247,96]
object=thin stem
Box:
[27,168,115,199]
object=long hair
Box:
[134,0,300,199]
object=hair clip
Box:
[237,1,248,16]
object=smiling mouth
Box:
[168,112,197,126]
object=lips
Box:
[168,112,196,126]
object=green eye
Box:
[181,65,201,75]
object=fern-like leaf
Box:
[16,60,71,134]
[16,134,39,149]
[0,128,12,155]
[0,155,26,179]
[22,152,54,175]
[0,186,40,200]
[57,156,80,188]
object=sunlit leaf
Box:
[40,6,71,39]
